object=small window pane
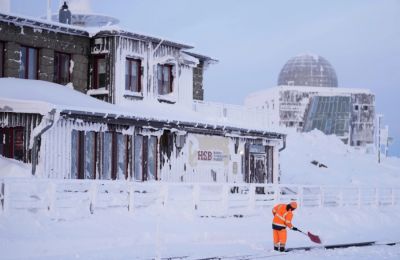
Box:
[96,58,106,88]
[28,48,37,79]
[102,132,112,180]
[84,132,95,179]
[54,52,70,85]
[134,135,143,181]
[71,130,79,179]
[117,134,127,180]
[147,136,157,181]
[125,60,130,90]
[19,47,27,78]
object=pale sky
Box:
[7,0,400,156]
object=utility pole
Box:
[377,114,382,163]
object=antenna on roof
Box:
[59,1,72,24]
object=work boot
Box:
[274,246,279,251]
[279,247,285,252]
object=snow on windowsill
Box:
[157,92,177,104]
[87,88,108,95]
[124,90,143,99]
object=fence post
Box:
[320,187,324,208]
[0,181,4,214]
[193,184,200,211]
[128,183,134,213]
[89,182,97,214]
[46,181,56,212]
[162,183,168,208]
[273,185,279,203]
[297,186,303,208]
[2,180,9,213]
[221,184,229,216]
[248,184,255,213]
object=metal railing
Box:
[192,100,270,129]
[0,178,399,217]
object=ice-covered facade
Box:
[245,53,376,147]
[0,6,285,184]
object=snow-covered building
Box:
[245,53,376,147]
[0,5,285,185]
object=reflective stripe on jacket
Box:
[272,204,293,229]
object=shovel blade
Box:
[308,232,322,244]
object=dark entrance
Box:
[0,127,24,161]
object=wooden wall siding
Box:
[116,37,147,55]
[0,112,42,162]
[40,118,108,179]
[153,43,180,59]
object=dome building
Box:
[245,53,376,148]
[277,53,338,88]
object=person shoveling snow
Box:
[272,202,321,252]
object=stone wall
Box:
[0,21,90,92]
[193,61,204,100]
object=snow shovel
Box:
[296,228,322,244]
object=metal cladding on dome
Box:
[278,53,338,88]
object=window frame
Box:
[92,55,106,89]
[19,45,39,79]
[157,64,173,95]
[125,58,142,92]
[54,51,71,85]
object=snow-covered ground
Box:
[1,130,400,259]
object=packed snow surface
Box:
[281,129,400,186]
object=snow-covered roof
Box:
[182,51,219,63]
[0,78,284,139]
[0,11,215,56]
[94,30,194,50]
[0,12,88,36]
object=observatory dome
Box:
[278,53,338,87]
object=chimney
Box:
[59,1,72,24]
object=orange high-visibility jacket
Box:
[272,204,294,229]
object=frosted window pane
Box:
[84,132,95,179]
[134,135,143,181]
[19,47,26,78]
[28,48,37,79]
[147,136,157,181]
[117,134,126,180]
[71,130,79,179]
[102,132,112,180]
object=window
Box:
[93,55,106,89]
[19,46,38,79]
[54,52,71,85]
[71,130,97,179]
[125,58,141,92]
[101,132,130,180]
[134,135,157,181]
[0,42,4,77]
[362,105,368,111]
[354,105,359,111]
[0,127,24,161]
[157,64,173,95]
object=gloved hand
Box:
[292,227,298,231]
